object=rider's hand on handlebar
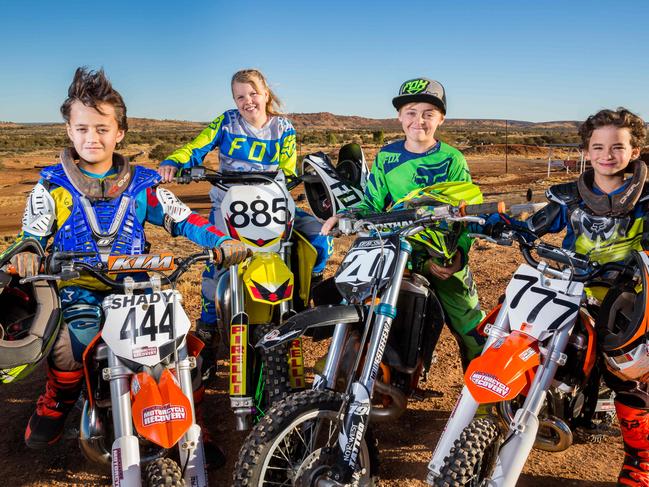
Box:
[10,252,42,278]
[216,239,250,267]
[320,215,341,236]
[157,165,178,184]
[427,252,462,280]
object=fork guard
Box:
[255,304,363,351]
[465,330,540,403]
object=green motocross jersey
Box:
[352,139,474,263]
[354,139,471,214]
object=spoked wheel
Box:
[234,389,379,486]
[435,417,502,487]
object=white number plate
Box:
[102,290,191,366]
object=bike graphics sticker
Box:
[142,403,187,426]
[335,235,400,303]
[470,371,511,398]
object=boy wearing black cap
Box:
[322,77,485,363]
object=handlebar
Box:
[19,249,216,290]
[176,167,302,191]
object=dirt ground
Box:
[0,151,622,486]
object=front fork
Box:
[228,264,254,431]
[426,306,510,482]
[106,344,207,487]
[330,240,412,484]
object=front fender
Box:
[256,304,363,351]
[465,330,540,403]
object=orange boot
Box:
[616,401,649,486]
[25,365,84,449]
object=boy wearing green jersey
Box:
[322,77,485,362]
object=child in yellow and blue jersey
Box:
[158,69,332,361]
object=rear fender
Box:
[256,304,363,351]
[465,330,540,403]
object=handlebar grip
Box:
[462,201,506,216]
[361,209,421,225]
[536,243,590,270]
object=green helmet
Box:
[0,238,61,384]
[393,181,483,261]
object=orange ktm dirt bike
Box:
[232,184,503,487]
[18,246,225,487]
[427,226,624,487]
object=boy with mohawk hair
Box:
[8,67,246,466]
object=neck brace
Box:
[60,148,132,201]
[577,159,647,216]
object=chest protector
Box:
[41,154,161,265]
[548,161,649,264]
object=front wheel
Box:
[144,457,185,487]
[434,417,502,487]
[233,389,379,486]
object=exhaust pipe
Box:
[79,400,111,466]
[498,401,573,452]
[79,400,168,467]
[371,380,407,423]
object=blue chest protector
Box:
[41,164,161,265]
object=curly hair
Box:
[60,67,128,132]
[231,69,282,117]
[578,107,646,150]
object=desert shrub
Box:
[149,143,176,162]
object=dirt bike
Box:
[426,225,625,487]
[15,244,224,486]
[178,167,331,430]
[232,182,502,486]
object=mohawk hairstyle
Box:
[60,67,128,132]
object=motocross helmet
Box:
[392,181,483,261]
[302,143,369,220]
[0,238,61,384]
[596,250,649,381]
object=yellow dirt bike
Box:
[179,167,318,430]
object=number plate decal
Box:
[102,290,191,366]
[334,235,400,303]
[221,183,296,253]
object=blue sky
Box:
[1,0,648,123]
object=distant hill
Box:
[0,114,582,132]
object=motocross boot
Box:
[194,320,220,384]
[194,385,226,469]
[25,365,84,449]
[616,400,649,486]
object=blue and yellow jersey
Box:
[14,163,228,290]
[160,109,297,177]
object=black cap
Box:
[392,77,447,114]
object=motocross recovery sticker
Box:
[470,371,511,398]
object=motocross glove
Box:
[9,251,41,278]
[217,239,249,267]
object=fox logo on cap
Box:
[401,79,430,95]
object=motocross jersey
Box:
[352,139,474,263]
[160,109,297,176]
[527,180,649,264]
[18,160,228,290]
